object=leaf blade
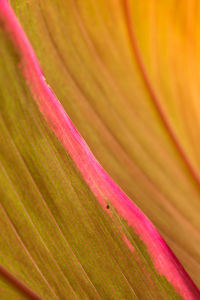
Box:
[0,1,199,299]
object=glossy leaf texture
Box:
[10,0,200,287]
[0,0,199,299]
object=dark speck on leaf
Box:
[106,204,110,209]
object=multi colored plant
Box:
[0,1,200,299]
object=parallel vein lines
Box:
[0,264,42,300]
[0,113,78,299]
[123,0,200,190]
[0,202,59,300]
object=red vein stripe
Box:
[123,0,200,190]
[0,265,43,300]
[0,202,60,300]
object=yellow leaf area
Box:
[0,11,184,300]
[11,0,200,287]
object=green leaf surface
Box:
[10,0,200,287]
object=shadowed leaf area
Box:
[11,0,200,288]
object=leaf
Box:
[0,1,199,299]
[10,0,200,287]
